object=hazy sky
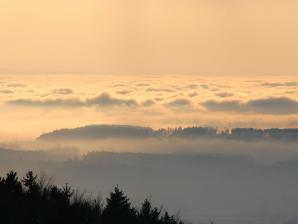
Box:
[1,0,298,75]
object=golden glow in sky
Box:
[1,0,298,75]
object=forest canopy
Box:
[0,171,183,224]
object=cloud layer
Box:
[52,88,74,95]
[261,82,298,87]
[202,97,298,114]
[7,93,138,108]
[1,74,298,140]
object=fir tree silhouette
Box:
[102,186,137,224]
[139,199,161,224]
[0,171,184,224]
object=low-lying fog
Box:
[1,138,298,224]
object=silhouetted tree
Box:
[162,212,179,224]
[139,199,161,224]
[0,171,184,224]
[4,171,23,194]
[22,171,40,194]
[102,186,137,224]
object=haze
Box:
[1,0,298,75]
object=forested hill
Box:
[38,124,298,142]
[38,125,155,140]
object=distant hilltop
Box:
[37,124,298,142]
[37,124,155,141]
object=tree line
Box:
[37,124,298,142]
[0,171,184,224]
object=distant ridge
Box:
[37,124,298,142]
[37,124,154,141]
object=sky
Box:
[0,1,298,140]
[1,0,298,75]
